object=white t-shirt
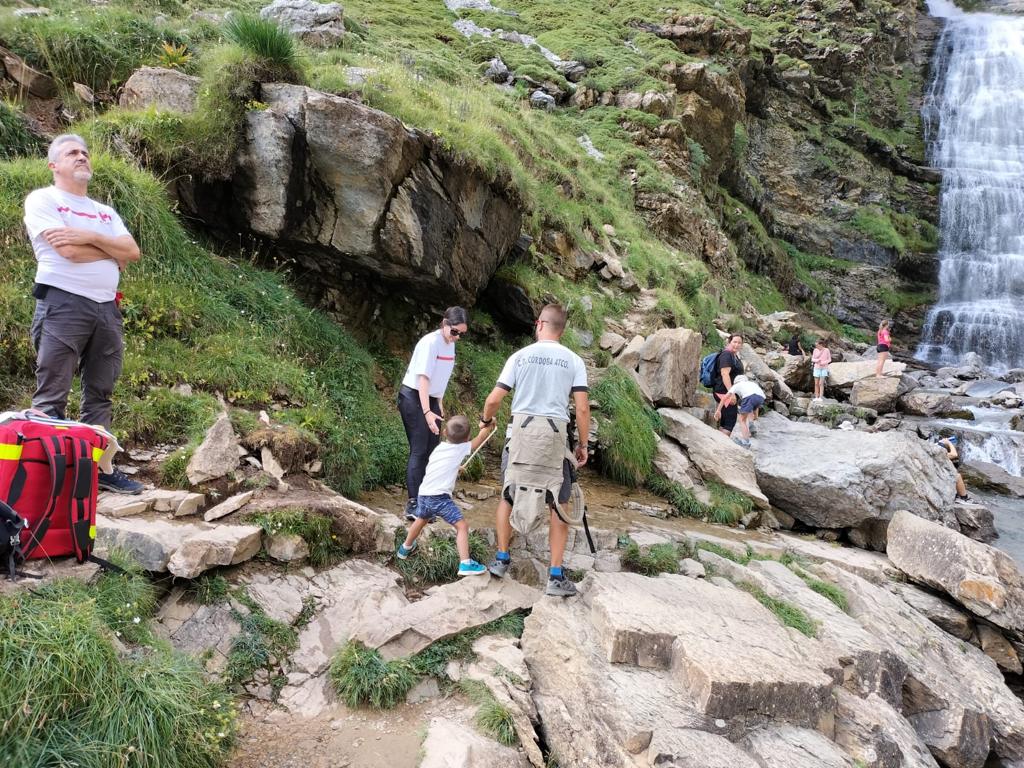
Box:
[24,186,130,303]
[401,329,457,398]
[418,440,472,497]
[497,340,588,422]
[728,379,765,400]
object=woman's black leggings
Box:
[714,387,738,432]
[398,385,440,501]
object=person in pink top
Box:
[811,338,832,401]
[874,319,892,378]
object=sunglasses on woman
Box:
[447,326,465,337]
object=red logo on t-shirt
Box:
[56,205,111,223]
[436,356,455,361]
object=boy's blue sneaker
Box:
[396,541,417,560]
[458,560,488,577]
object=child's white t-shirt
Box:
[727,378,765,400]
[418,441,472,497]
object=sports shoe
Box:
[458,560,488,577]
[98,468,143,495]
[488,557,511,578]
[748,424,758,436]
[396,541,417,560]
[732,437,751,449]
[545,574,578,597]
[956,493,972,502]
[403,498,417,523]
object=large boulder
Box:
[186,413,240,485]
[898,390,956,417]
[119,66,200,112]
[652,437,712,505]
[752,412,958,534]
[658,408,771,509]
[849,375,915,413]
[521,571,842,767]
[637,327,702,407]
[737,345,796,405]
[887,511,1024,635]
[259,0,345,46]
[181,83,522,305]
[166,524,263,578]
[961,460,1024,497]
[827,360,906,389]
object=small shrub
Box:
[160,446,193,488]
[461,680,518,746]
[620,539,681,576]
[737,582,817,637]
[188,573,231,605]
[248,507,347,567]
[329,641,419,709]
[158,41,192,69]
[0,103,42,160]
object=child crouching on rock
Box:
[397,415,495,576]
[714,374,765,449]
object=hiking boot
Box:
[458,560,488,577]
[396,541,417,560]
[731,437,751,449]
[956,493,972,502]
[488,557,511,578]
[403,498,417,523]
[98,468,143,495]
[545,574,578,597]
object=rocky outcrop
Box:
[119,67,200,112]
[752,413,957,536]
[166,524,263,578]
[659,408,771,509]
[827,360,907,389]
[887,511,1024,635]
[259,0,345,46]
[849,375,914,413]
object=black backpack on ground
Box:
[0,500,29,580]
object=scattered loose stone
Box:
[186,413,241,485]
[266,532,310,562]
[203,490,256,522]
[166,524,263,579]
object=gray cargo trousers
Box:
[30,285,123,430]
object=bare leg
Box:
[549,509,569,569]
[495,498,513,553]
[956,473,967,497]
[403,518,428,549]
[454,519,471,560]
[718,427,732,437]
[740,414,751,440]
[875,352,887,378]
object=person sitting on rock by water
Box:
[811,338,832,401]
[480,304,590,598]
[937,434,971,502]
[713,334,745,438]
[398,307,468,522]
[397,415,495,577]
[714,374,765,449]
[784,332,806,358]
[874,319,892,378]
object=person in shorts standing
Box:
[811,338,832,401]
[23,134,143,494]
[479,304,590,598]
[875,320,892,378]
[398,307,468,521]
[714,374,765,448]
[713,334,745,438]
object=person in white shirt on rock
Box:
[398,307,468,521]
[479,304,590,598]
[714,374,765,449]
[23,134,142,494]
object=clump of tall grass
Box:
[461,679,518,746]
[223,14,304,83]
[394,528,491,586]
[591,367,662,487]
[620,538,684,576]
[248,507,348,567]
[737,582,818,638]
[329,642,419,709]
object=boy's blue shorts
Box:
[416,494,464,525]
[738,394,765,414]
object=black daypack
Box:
[0,500,29,580]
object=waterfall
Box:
[915,3,1024,373]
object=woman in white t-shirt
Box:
[398,307,469,520]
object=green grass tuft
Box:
[222,14,302,81]
[646,473,708,519]
[248,507,348,568]
[329,641,419,709]
[394,528,491,586]
[737,582,817,637]
[225,604,298,686]
[620,539,682,576]
[461,679,518,746]
[706,481,753,526]
[409,613,526,680]
[0,103,43,160]
[592,367,661,487]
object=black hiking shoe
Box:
[404,498,417,522]
[98,468,144,495]
[488,558,511,578]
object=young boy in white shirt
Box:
[396,415,495,576]
[714,374,766,448]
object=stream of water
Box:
[916,2,1024,373]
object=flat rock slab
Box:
[582,572,839,726]
[419,716,530,768]
[247,574,306,625]
[743,726,856,768]
[166,524,263,578]
[155,592,240,674]
[827,360,906,388]
[752,412,957,530]
[658,408,770,509]
[774,534,901,584]
[95,513,199,571]
[887,511,1024,635]
[203,490,255,521]
[351,575,540,659]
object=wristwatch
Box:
[479,415,494,425]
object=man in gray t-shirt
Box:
[478,304,590,598]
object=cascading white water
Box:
[915,2,1024,373]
